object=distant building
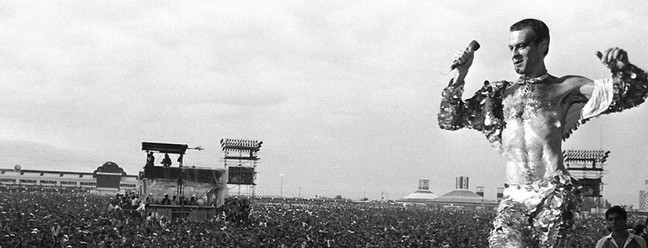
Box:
[396,179,439,204]
[0,163,138,193]
[641,179,648,211]
[428,188,498,208]
[427,176,498,208]
[398,176,499,209]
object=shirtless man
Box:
[438,18,648,247]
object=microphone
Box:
[450,40,481,70]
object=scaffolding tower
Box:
[221,138,262,197]
[563,149,610,197]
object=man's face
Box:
[509,28,546,75]
[606,213,627,232]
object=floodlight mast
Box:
[563,149,610,198]
[220,138,262,163]
[221,138,262,197]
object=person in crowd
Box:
[131,195,140,209]
[120,194,130,209]
[3,188,640,247]
[145,193,155,205]
[631,222,645,235]
[596,206,647,248]
[642,216,648,244]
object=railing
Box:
[143,204,220,222]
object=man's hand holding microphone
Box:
[449,40,480,86]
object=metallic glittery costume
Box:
[489,174,580,247]
[438,65,648,247]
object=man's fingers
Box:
[453,50,473,65]
[597,47,629,70]
[453,50,464,63]
[462,50,474,61]
[606,48,615,64]
[612,48,620,60]
[604,48,614,64]
[598,50,611,66]
[613,48,628,63]
[609,47,621,64]
[618,51,627,63]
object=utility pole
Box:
[279,173,285,197]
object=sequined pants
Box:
[488,175,580,248]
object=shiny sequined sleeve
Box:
[564,64,648,140]
[605,64,648,113]
[438,79,509,147]
[580,64,648,119]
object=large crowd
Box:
[0,188,646,247]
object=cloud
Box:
[1,1,647,203]
[0,139,102,172]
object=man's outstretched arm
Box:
[438,48,476,130]
[598,47,648,113]
[579,48,648,119]
[437,50,508,147]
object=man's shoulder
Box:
[630,233,648,247]
[596,235,610,242]
[549,75,590,86]
[595,233,612,248]
[547,75,595,97]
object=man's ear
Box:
[539,39,549,55]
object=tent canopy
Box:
[142,142,189,154]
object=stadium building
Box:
[0,162,138,193]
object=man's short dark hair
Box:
[605,205,628,220]
[510,18,550,55]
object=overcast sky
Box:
[1,0,647,206]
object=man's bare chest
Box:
[502,84,563,122]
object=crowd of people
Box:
[0,188,646,247]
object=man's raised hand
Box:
[452,49,475,73]
[596,47,629,71]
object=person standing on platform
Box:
[161,153,172,167]
[177,154,184,167]
[160,194,171,205]
[146,152,155,167]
